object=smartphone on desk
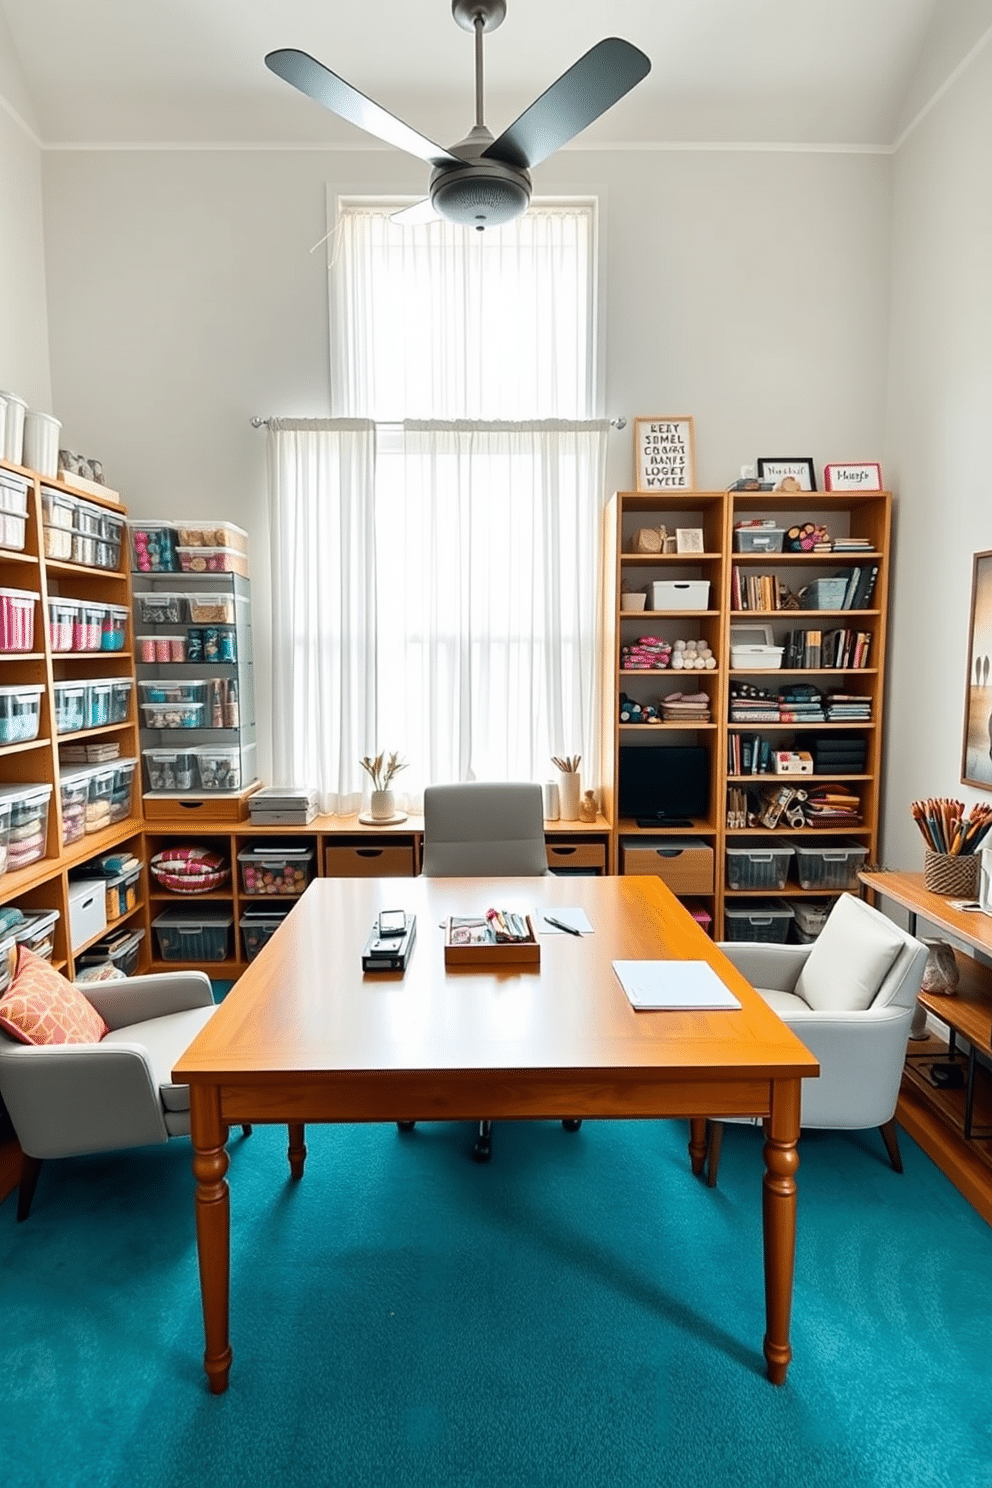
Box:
[377,909,407,938]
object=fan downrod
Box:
[451,0,506,33]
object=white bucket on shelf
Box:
[0,392,27,465]
[22,410,62,477]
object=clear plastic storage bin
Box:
[0,587,38,651]
[0,795,11,880]
[75,501,103,536]
[725,843,795,891]
[0,470,29,551]
[185,592,237,625]
[238,845,314,896]
[79,927,145,977]
[792,840,868,891]
[134,591,185,625]
[53,682,86,734]
[71,527,100,567]
[109,759,138,822]
[153,907,233,963]
[176,545,248,576]
[723,901,795,942]
[109,679,133,724]
[143,749,198,792]
[141,699,205,729]
[41,485,75,530]
[85,767,115,835]
[13,908,59,962]
[83,680,113,730]
[790,900,832,937]
[195,746,243,790]
[0,684,43,743]
[43,523,73,560]
[240,903,293,962]
[101,604,129,650]
[138,680,207,707]
[48,598,78,652]
[176,522,248,553]
[4,784,52,871]
[59,769,91,845]
[734,525,785,553]
[72,602,104,652]
[129,521,179,573]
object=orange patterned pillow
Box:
[0,945,108,1046]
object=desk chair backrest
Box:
[422,782,549,877]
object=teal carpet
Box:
[1,1117,990,1488]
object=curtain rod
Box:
[250,415,627,429]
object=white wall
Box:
[39,144,893,782]
[883,29,992,867]
[0,23,51,412]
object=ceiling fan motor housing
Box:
[430,157,532,228]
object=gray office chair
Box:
[409,780,581,1161]
[703,893,928,1185]
[0,970,252,1220]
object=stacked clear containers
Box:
[0,588,38,651]
[0,684,44,743]
[0,470,29,551]
[58,760,137,844]
[0,784,52,874]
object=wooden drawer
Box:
[620,838,714,894]
[324,844,415,878]
[546,842,607,873]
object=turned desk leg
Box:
[762,1078,801,1386]
[190,1084,232,1395]
[688,1116,708,1176]
[288,1123,307,1179]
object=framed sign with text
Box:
[823,462,883,492]
[756,457,816,492]
[635,417,695,492]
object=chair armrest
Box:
[716,941,812,993]
[0,1041,169,1158]
[776,1003,914,1129]
[81,971,214,1030]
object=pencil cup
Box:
[923,850,979,899]
[557,771,581,822]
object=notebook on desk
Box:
[612,960,742,1011]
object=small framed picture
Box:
[675,528,704,553]
[756,457,817,492]
[635,417,695,492]
[823,462,883,492]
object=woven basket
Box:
[923,850,980,899]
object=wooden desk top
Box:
[175,876,816,1091]
[859,870,992,960]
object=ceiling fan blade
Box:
[265,49,460,168]
[390,199,442,226]
[483,37,651,171]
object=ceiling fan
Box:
[265,0,651,231]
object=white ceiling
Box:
[0,0,969,151]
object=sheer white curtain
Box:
[267,419,376,814]
[383,420,608,791]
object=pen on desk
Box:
[545,915,581,936]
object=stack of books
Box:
[59,741,121,764]
[802,785,862,824]
[832,535,873,553]
[823,693,872,722]
[728,683,779,723]
[794,733,867,775]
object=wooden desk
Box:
[174,875,818,1393]
[860,871,992,1223]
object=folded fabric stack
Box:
[660,690,711,723]
[620,635,672,670]
[729,682,779,723]
[670,639,715,671]
[802,785,862,824]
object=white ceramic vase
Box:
[369,789,395,821]
[557,771,581,822]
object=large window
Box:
[267,201,607,812]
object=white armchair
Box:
[705,893,928,1185]
[0,970,250,1221]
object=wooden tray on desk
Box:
[142,781,261,822]
[444,915,540,967]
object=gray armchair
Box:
[705,893,928,1185]
[0,970,250,1221]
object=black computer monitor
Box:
[618,745,710,824]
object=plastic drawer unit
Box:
[0,684,44,744]
[725,843,795,891]
[238,845,314,896]
[620,838,715,894]
[3,784,51,872]
[0,587,38,652]
[791,840,868,891]
[723,901,795,943]
[240,903,294,962]
[153,907,233,963]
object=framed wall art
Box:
[756,457,816,492]
[635,417,695,492]
[962,550,992,790]
[824,462,883,492]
